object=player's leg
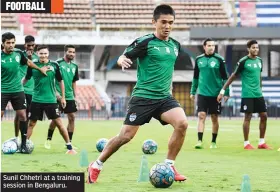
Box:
[14,115,20,138]
[45,103,76,154]
[208,97,221,149]
[44,120,56,149]
[11,92,28,152]
[27,120,37,139]
[1,93,11,119]
[87,96,153,184]
[155,97,188,181]
[65,100,78,148]
[27,102,43,140]
[255,97,271,149]
[195,95,208,149]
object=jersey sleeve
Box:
[19,51,28,65]
[234,59,245,75]
[190,58,200,95]
[54,63,63,82]
[123,38,151,60]
[25,67,32,80]
[73,66,79,82]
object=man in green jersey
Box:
[87,5,188,184]
[14,35,39,144]
[218,40,271,150]
[1,32,48,153]
[44,45,79,149]
[190,38,230,149]
[23,45,77,154]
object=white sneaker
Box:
[44,140,51,149]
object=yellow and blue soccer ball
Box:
[96,138,108,152]
[2,140,18,154]
[149,163,175,188]
[142,139,158,154]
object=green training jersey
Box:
[25,60,62,103]
[124,33,181,99]
[234,56,263,98]
[55,58,79,100]
[1,48,28,93]
[19,51,39,95]
[190,53,230,97]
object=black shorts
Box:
[124,96,181,126]
[25,94,32,116]
[59,100,77,114]
[240,97,267,113]
[1,92,26,111]
[29,102,60,121]
[197,94,221,114]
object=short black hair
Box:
[247,40,258,48]
[37,45,49,51]
[25,35,35,43]
[2,32,15,43]
[153,4,175,21]
[64,44,75,52]
[203,38,214,46]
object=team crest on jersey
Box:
[210,61,216,67]
[72,68,75,74]
[15,55,20,63]
[258,62,262,68]
[49,66,54,71]
[129,113,137,122]
[174,47,178,56]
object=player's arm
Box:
[117,38,148,71]
[190,58,199,100]
[219,58,230,99]
[19,52,48,76]
[217,60,245,102]
[22,66,32,85]
[72,66,79,98]
[54,63,66,108]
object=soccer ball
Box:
[2,140,18,154]
[7,137,21,151]
[149,163,175,188]
[96,138,108,152]
[142,139,157,154]
[26,139,34,153]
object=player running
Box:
[45,45,79,150]
[23,45,77,154]
[87,4,188,184]
[190,38,230,149]
[1,32,48,153]
[217,40,271,150]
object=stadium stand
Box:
[1,13,18,29]
[235,1,280,27]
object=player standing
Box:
[87,5,188,184]
[1,32,48,153]
[190,38,230,149]
[44,45,79,149]
[217,40,271,150]
[23,45,77,154]
[14,35,39,144]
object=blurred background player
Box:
[23,45,77,154]
[14,35,39,145]
[87,4,188,184]
[1,32,48,153]
[45,45,79,149]
[218,40,271,150]
[190,38,230,149]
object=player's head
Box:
[247,40,259,57]
[64,44,76,61]
[37,45,49,63]
[203,38,215,55]
[2,32,16,53]
[152,4,175,40]
[24,35,36,53]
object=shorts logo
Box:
[243,105,247,110]
[129,113,137,122]
[55,108,60,115]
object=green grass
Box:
[2,119,280,192]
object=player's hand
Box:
[223,96,229,103]
[56,93,62,101]
[26,50,32,59]
[117,56,132,72]
[190,94,195,101]
[217,94,223,103]
[40,66,50,76]
[61,98,66,109]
